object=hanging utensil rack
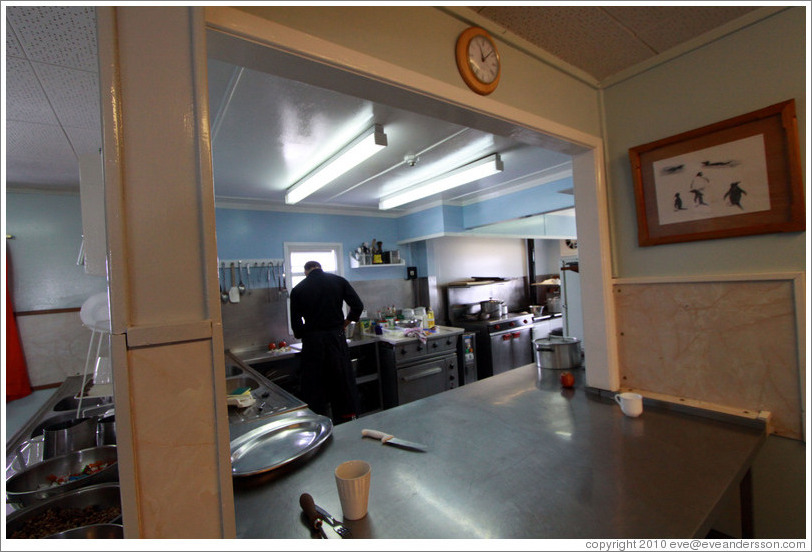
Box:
[218,259,285,291]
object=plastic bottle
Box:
[426,308,435,330]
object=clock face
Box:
[467,35,499,84]
[456,27,501,95]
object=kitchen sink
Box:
[52,395,113,412]
[226,377,259,394]
[225,364,244,378]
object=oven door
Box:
[489,327,533,375]
[397,355,455,406]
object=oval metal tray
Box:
[230,410,332,477]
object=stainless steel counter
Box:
[233,364,766,539]
[232,326,465,363]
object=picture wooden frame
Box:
[629,99,805,246]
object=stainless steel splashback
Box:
[221,278,418,352]
[445,278,528,324]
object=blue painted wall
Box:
[215,177,576,281]
[6,191,107,311]
[215,208,409,281]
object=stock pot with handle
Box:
[534,336,582,369]
[479,299,503,318]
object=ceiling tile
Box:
[603,6,758,53]
[34,62,100,129]
[5,56,59,125]
[5,121,79,185]
[6,20,25,57]
[477,6,653,81]
[6,5,97,72]
[64,126,102,157]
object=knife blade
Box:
[362,428,427,452]
[299,493,341,539]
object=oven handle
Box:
[400,366,443,382]
[491,326,531,338]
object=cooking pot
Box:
[479,299,503,317]
[546,297,561,314]
[534,336,582,369]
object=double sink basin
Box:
[224,351,307,440]
[6,353,308,485]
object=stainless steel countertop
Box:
[233,364,766,539]
[232,326,465,363]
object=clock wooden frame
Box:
[455,27,501,96]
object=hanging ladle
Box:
[219,264,228,303]
[237,260,246,295]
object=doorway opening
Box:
[204,9,616,391]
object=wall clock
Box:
[455,27,501,95]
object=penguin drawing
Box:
[723,182,747,209]
[690,171,709,190]
[674,193,687,211]
[690,188,708,206]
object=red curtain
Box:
[6,256,32,401]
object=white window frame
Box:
[284,242,345,335]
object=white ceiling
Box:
[4,5,763,215]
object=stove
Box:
[451,313,534,380]
[454,312,531,330]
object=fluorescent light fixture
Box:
[285,124,388,205]
[379,153,503,210]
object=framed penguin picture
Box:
[628,99,805,246]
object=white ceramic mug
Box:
[614,392,643,418]
[335,460,371,520]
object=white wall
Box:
[235,6,602,138]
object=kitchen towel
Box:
[6,251,32,401]
[403,327,427,344]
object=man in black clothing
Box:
[289,260,364,424]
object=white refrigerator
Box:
[560,255,584,347]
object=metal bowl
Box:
[47,523,124,539]
[6,483,121,539]
[6,445,118,507]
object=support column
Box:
[97,6,235,538]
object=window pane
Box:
[290,250,337,273]
[291,275,306,288]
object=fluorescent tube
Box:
[379,153,503,210]
[285,124,388,205]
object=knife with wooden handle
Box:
[362,429,427,452]
[299,493,341,539]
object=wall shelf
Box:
[349,255,404,269]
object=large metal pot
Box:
[479,299,503,317]
[534,336,582,369]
